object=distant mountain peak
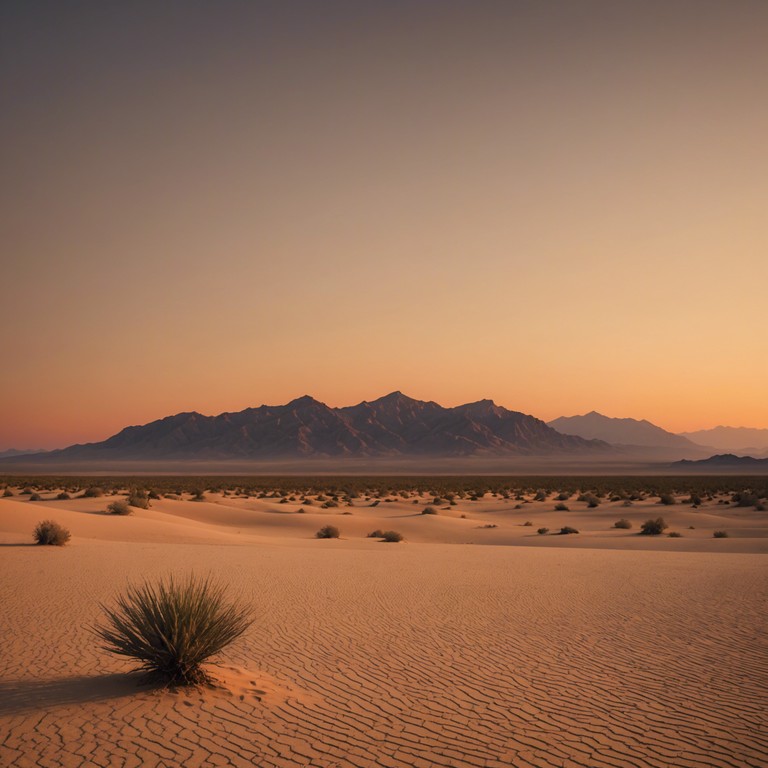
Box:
[5,394,612,462]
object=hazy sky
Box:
[2,0,767,449]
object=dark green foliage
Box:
[108,500,132,515]
[559,526,579,535]
[381,530,403,542]
[640,517,668,535]
[92,574,253,686]
[316,525,340,539]
[33,520,71,546]
[713,530,729,538]
[614,519,632,529]
[537,527,549,535]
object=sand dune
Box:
[1,490,766,767]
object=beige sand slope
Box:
[1,491,766,767]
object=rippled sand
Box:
[1,491,766,767]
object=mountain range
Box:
[9,393,610,462]
[680,426,768,455]
[547,411,705,456]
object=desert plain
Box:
[1,479,766,768]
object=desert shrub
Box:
[29,492,42,501]
[713,530,729,538]
[322,500,339,508]
[82,486,104,498]
[554,502,569,511]
[421,506,438,515]
[316,525,340,539]
[33,520,71,546]
[3,488,14,497]
[127,490,150,509]
[622,500,633,507]
[640,517,668,535]
[92,574,253,686]
[559,526,579,535]
[56,491,71,500]
[148,489,161,500]
[367,529,384,538]
[556,492,570,501]
[381,530,403,542]
[534,490,547,501]
[164,494,181,501]
[687,494,702,506]
[658,494,676,506]
[523,520,533,526]
[668,531,682,538]
[614,519,632,529]
[107,500,132,516]
[20,487,33,495]
[480,524,498,529]
[756,502,767,512]
[191,489,206,502]
[537,527,549,535]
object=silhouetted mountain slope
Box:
[10,393,610,461]
[680,426,768,454]
[673,454,768,469]
[548,411,701,451]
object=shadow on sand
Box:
[0,672,151,715]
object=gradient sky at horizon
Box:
[2,0,767,449]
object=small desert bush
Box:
[480,524,498,529]
[316,525,340,539]
[20,487,33,495]
[3,488,14,497]
[421,506,438,515]
[713,530,729,538]
[33,520,71,546]
[537,527,549,535]
[107,500,132,516]
[82,486,104,498]
[127,489,150,509]
[658,493,676,506]
[640,517,668,535]
[668,531,682,538]
[554,502,569,511]
[191,489,206,502]
[29,492,42,501]
[381,530,403,542]
[523,520,533,526]
[321,500,339,508]
[92,574,253,686]
[559,526,579,535]
[56,491,71,500]
[614,519,632,529]
[367,529,384,538]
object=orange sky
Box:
[2,1,767,449]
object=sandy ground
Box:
[1,490,766,767]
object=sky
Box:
[1,0,767,450]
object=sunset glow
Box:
[2,1,767,450]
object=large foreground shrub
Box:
[34,520,71,546]
[93,574,253,686]
[316,525,340,539]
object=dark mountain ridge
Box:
[9,392,611,462]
